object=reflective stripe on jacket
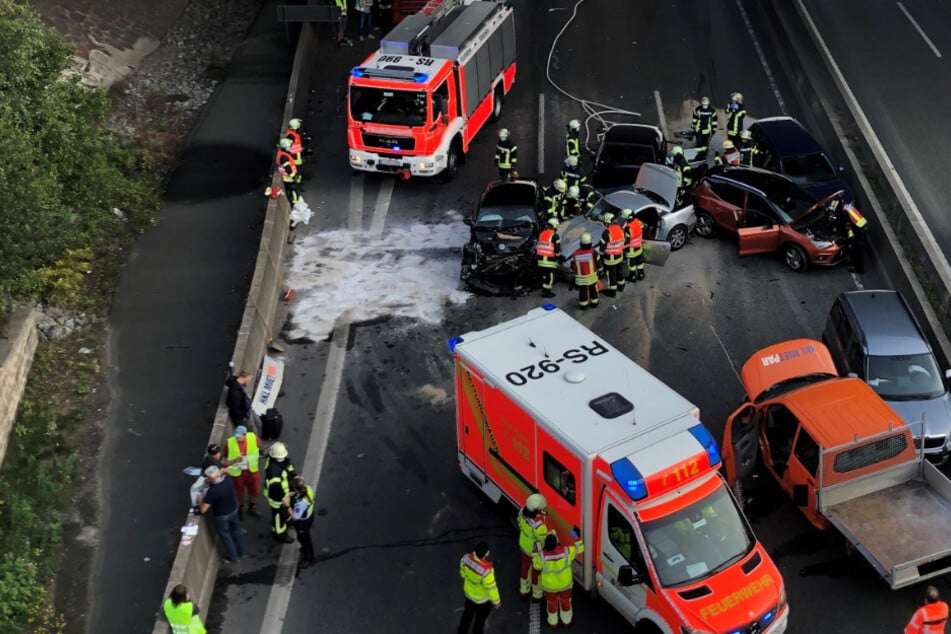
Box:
[518,511,549,556]
[285,129,303,154]
[533,541,585,592]
[906,601,949,634]
[692,105,717,134]
[571,249,599,285]
[276,150,297,180]
[601,224,625,262]
[566,134,580,157]
[536,229,561,268]
[624,219,643,256]
[460,553,501,605]
[847,205,868,229]
[495,142,517,169]
[163,599,206,634]
[226,433,260,476]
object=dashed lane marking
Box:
[735,0,787,113]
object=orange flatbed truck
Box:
[452,306,788,634]
[723,338,951,589]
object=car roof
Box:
[704,165,811,203]
[752,117,825,158]
[839,290,932,356]
[602,124,663,145]
[479,178,539,207]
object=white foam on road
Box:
[287,216,472,340]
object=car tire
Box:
[695,211,716,238]
[668,225,688,250]
[442,140,460,183]
[489,85,504,123]
[783,243,809,272]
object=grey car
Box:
[822,290,951,462]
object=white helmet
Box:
[621,208,633,220]
[547,217,560,229]
[279,138,292,150]
[567,185,580,199]
[740,129,752,141]
[526,493,547,512]
[269,442,288,459]
[553,179,567,193]
[731,92,743,103]
[565,155,579,167]
[568,119,581,131]
[700,96,710,107]
[498,128,510,139]
[603,213,615,224]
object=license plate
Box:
[380,157,402,167]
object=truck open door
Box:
[722,403,760,485]
[597,489,649,625]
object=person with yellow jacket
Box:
[162,584,206,634]
[517,492,550,600]
[225,425,262,519]
[458,542,501,634]
[533,531,585,629]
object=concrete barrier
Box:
[0,306,39,468]
[152,16,320,633]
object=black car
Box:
[589,124,666,192]
[748,116,853,203]
[460,179,542,295]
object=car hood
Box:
[557,218,671,267]
[886,392,951,441]
[800,180,851,205]
[793,190,846,227]
[471,225,535,254]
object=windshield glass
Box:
[781,152,837,184]
[641,483,754,587]
[349,86,427,127]
[587,196,621,222]
[475,205,536,228]
[867,353,947,400]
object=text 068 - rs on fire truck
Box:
[347,0,515,179]
[451,306,789,634]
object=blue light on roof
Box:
[541,303,557,311]
[413,72,428,83]
[689,424,721,468]
[448,336,464,353]
[351,67,367,78]
[610,458,647,501]
[762,610,775,624]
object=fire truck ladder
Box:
[403,0,466,56]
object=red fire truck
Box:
[347,0,516,179]
[451,306,789,633]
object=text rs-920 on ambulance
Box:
[451,306,788,634]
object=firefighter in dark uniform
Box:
[563,185,581,218]
[714,140,740,167]
[670,146,693,209]
[565,119,581,158]
[738,130,759,167]
[265,442,296,543]
[578,183,598,215]
[599,213,626,296]
[495,128,518,180]
[542,179,567,223]
[276,139,300,205]
[829,198,868,273]
[621,208,645,282]
[536,218,562,298]
[725,92,746,147]
[560,155,586,192]
[571,232,600,310]
[692,96,717,149]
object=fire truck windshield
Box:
[350,86,428,127]
[640,483,754,588]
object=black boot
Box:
[542,289,556,298]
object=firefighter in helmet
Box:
[517,493,550,600]
[599,213,626,296]
[828,197,868,273]
[536,218,562,299]
[565,119,582,158]
[571,232,600,309]
[714,139,740,167]
[563,185,581,218]
[670,145,693,208]
[560,154,586,192]
[725,92,746,146]
[276,139,300,205]
[738,130,759,167]
[495,128,518,180]
[692,96,717,149]
[543,179,568,223]
[621,208,645,282]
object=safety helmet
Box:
[672,145,684,156]
[526,493,547,512]
[580,232,593,247]
[547,217,560,229]
[722,140,735,150]
[279,138,292,150]
[567,185,580,199]
[568,119,581,131]
[740,129,752,141]
[553,179,567,193]
[565,155,578,167]
[621,208,633,220]
[603,213,615,224]
[269,442,288,460]
[731,92,743,103]
[700,96,710,107]
[289,118,302,130]
[498,128,510,139]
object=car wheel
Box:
[442,141,460,183]
[668,225,688,250]
[783,243,809,272]
[695,211,716,238]
[489,86,504,122]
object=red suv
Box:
[693,165,846,272]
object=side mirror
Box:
[618,565,644,587]
[463,218,473,226]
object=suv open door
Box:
[723,403,760,487]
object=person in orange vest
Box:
[532,531,585,629]
[536,218,562,299]
[276,139,300,205]
[283,119,308,182]
[570,232,600,310]
[598,213,626,296]
[458,541,501,634]
[906,585,948,634]
[621,208,645,282]
[225,425,262,520]
[517,493,550,600]
[828,198,868,273]
[714,139,740,167]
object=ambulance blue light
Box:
[541,303,556,311]
[413,72,428,83]
[762,610,775,624]
[351,67,367,78]
[610,458,647,501]
[689,424,721,467]
[448,336,464,352]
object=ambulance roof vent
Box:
[589,392,634,420]
[564,371,585,384]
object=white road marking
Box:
[529,599,541,634]
[851,271,865,291]
[897,2,942,58]
[653,90,669,140]
[369,177,395,238]
[349,173,364,231]
[734,0,787,113]
[538,93,546,175]
[710,325,742,387]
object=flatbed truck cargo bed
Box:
[820,460,951,589]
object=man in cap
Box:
[517,493,550,600]
[692,96,717,149]
[265,442,296,543]
[199,466,245,564]
[226,425,262,520]
[458,541,501,634]
[495,128,518,180]
[565,119,582,159]
[536,218,562,299]
[533,531,585,629]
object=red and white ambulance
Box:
[451,306,788,633]
[347,0,515,179]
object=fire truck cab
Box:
[347,0,516,179]
[451,307,788,633]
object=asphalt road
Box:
[206,1,950,633]
[800,0,951,257]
